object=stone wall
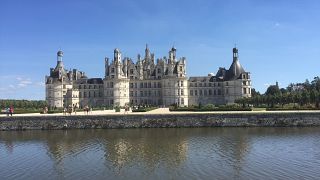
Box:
[1,112,320,131]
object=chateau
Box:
[45,45,251,108]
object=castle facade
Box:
[45,45,251,108]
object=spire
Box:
[145,44,150,59]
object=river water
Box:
[1,127,320,180]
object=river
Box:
[1,127,320,180]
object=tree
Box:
[265,85,281,96]
[251,88,260,97]
[301,90,310,106]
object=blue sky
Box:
[0,0,320,100]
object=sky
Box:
[0,0,320,100]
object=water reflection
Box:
[1,127,320,179]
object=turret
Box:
[168,46,176,63]
[57,50,63,62]
[227,47,245,80]
[114,48,121,63]
[233,47,238,62]
[105,57,109,78]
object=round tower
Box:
[57,50,63,62]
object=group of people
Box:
[63,105,78,115]
[83,105,92,115]
[4,106,14,116]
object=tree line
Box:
[0,99,47,109]
[235,77,320,108]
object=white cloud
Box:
[273,22,281,29]
[36,82,45,87]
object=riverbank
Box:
[1,108,320,130]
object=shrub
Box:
[132,107,157,112]
[114,106,121,112]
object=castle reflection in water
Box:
[0,128,250,172]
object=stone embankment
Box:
[1,112,320,130]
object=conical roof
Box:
[226,59,245,80]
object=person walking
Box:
[5,107,9,116]
[63,107,67,115]
[73,105,77,115]
[9,106,13,116]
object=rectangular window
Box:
[130,69,134,74]
[195,90,198,96]
[190,90,193,96]
[243,88,247,94]
[209,89,212,95]
[181,89,184,96]
[181,81,184,87]
[130,83,133,88]
[110,82,114,88]
[111,68,115,73]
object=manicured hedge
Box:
[266,107,320,111]
[132,107,158,112]
[169,107,252,112]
